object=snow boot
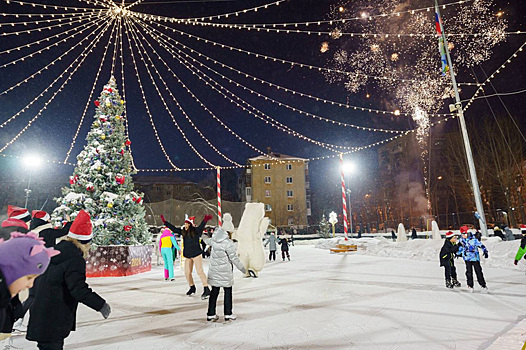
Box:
[225,314,237,321]
[207,315,219,322]
[452,279,461,287]
[201,286,211,300]
[186,285,196,296]
[445,280,453,289]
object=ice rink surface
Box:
[11,243,526,349]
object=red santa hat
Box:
[521,224,526,233]
[184,215,195,226]
[445,231,455,238]
[67,210,93,241]
[459,225,469,234]
[1,218,28,230]
[7,205,31,222]
[32,210,50,222]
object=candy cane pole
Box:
[217,167,222,227]
[339,154,349,240]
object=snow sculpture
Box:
[397,223,407,242]
[431,220,442,240]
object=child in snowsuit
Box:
[513,225,526,266]
[278,235,290,261]
[458,226,488,292]
[203,227,246,322]
[439,231,461,289]
[159,228,181,281]
[0,232,59,346]
[264,232,278,261]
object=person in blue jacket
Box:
[458,226,488,292]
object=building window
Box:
[288,218,295,225]
[265,190,271,197]
[286,177,293,184]
[264,176,271,184]
[246,187,252,196]
[264,163,271,170]
[287,190,293,197]
[156,186,161,191]
[265,204,272,212]
[287,204,293,211]
[286,164,292,170]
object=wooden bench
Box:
[330,244,357,253]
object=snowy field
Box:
[10,240,526,350]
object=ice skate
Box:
[445,280,453,289]
[481,286,489,293]
[201,286,211,300]
[452,279,461,287]
[287,256,290,261]
[170,278,175,282]
[207,315,219,322]
[467,286,474,293]
[186,285,196,296]
[225,314,237,321]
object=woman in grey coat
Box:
[264,232,278,261]
[204,227,246,322]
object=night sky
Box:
[0,0,525,207]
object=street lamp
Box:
[22,155,42,208]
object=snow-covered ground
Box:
[10,240,526,350]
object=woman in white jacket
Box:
[204,227,246,322]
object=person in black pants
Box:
[439,231,460,289]
[278,235,290,261]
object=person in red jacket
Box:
[162,214,212,299]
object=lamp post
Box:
[22,155,42,209]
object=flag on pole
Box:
[435,6,449,75]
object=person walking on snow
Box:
[513,225,526,266]
[278,235,290,261]
[162,214,213,299]
[203,227,246,322]
[439,231,461,289]
[264,232,278,261]
[159,228,181,281]
[458,226,489,293]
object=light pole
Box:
[22,155,42,209]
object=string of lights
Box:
[0,11,101,18]
[123,17,181,170]
[4,0,105,12]
[0,11,98,27]
[136,19,454,117]
[0,18,109,126]
[0,152,75,166]
[1,13,101,38]
[64,19,118,163]
[1,18,108,95]
[127,18,243,167]
[0,19,114,154]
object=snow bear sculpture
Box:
[233,202,269,277]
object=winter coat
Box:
[0,269,23,339]
[504,227,515,241]
[265,234,278,251]
[411,228,417,240]
[26,240,106,343]
[439,239,459,267]
[164,220,206,259]
[0,225,28,241]
[30,218,72,248]
[204,228,246,288]
[458,234,488,262]
[515,235,526,261]
[278,238,289,251]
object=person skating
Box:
[458,226,489,293]
[0,205,31,241]
[161,214,213,299]
[439,231,461,289]
[26,210,111,350]
[203,227,246,322]
[264,232,278,261]
[0,232,59,347]
[493,226,506,241]
[159,228,181,281]
[278,235,290,261]
[513,225,526,266]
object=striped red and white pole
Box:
[217,167,222,227]
[339,153,349,240]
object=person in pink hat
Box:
[27,210,111,350]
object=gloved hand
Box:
[203,214,213,223]
[160,215,166,224]
[100,302,111,319]
[514,259,519,265]
[483,251,488,259]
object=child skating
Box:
[439,231,461,289]
[458,226,489,293]
[159,228,181,281]
[278,235,290,261]
[264,232,278,261]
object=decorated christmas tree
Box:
[318,214,331,238]
[53,77,150,246]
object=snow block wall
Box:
[86,245,153,277]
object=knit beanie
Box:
[0,232,60,286]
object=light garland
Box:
[0,11,98,28]
[0,152,75,166]
[1,18,108,95]
[4,0,104,11]
[123,17,180,170]
[0,18,109,126]
[64,19,118,163]
[0,19,114,154]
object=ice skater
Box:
[264,232,278,261]
[162,214,212,299]
[278,234,290,261]
[159,228,181,281]
[203,227,246,322]
[439,231,461,289]
[458,226,488,292]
